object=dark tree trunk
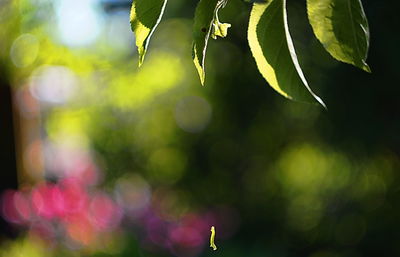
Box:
[0,71,19,238]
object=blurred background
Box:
[0,0,399,257]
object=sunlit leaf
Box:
[307,0,370,72]
[211,20,231,40]
[192,0,230,85]
[243,0,268,3]
[130,0,168,67]
[248,0,325,107]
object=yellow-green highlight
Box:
[210,226,217,251]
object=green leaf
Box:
[248,0,326,107]
[243,0,268,3]
[307,0,370,72]
[130,0,168,67]
[192,0,230,85]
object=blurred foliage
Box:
[1,0,400,257]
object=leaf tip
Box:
[311,92,327,109]
[319,99,327,110]
[192,50,206,86]
[199,71,205,86]
[138,47,146,67]
[194,65,206,85]
[362,63,371,73]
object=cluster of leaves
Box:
[130,0,370,107]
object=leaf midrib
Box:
[347,0,362,62]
